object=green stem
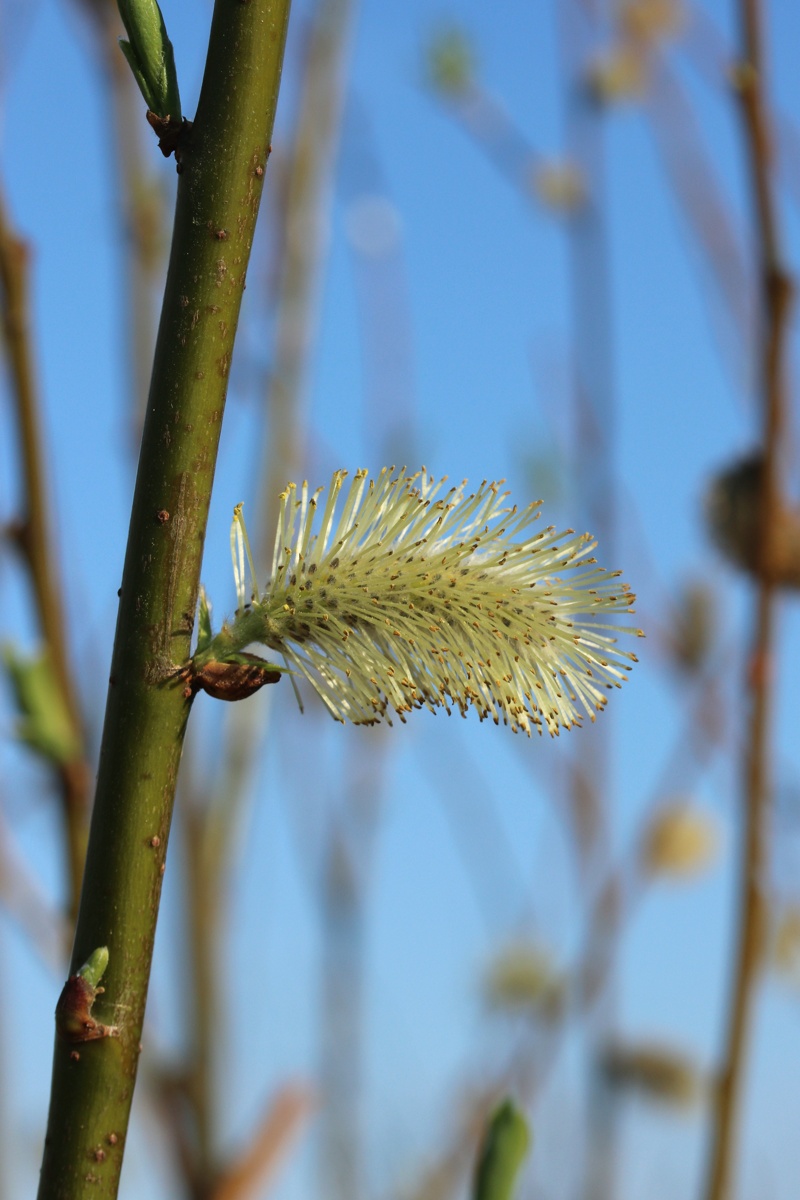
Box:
[199,607,278,665]
[37,4,291,1197]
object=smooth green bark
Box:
[37,3,291,1196]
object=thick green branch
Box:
[37,3,291,1197]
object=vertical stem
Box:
[557,4,619,1196]
[0,185,90,919]
[258,0,355,553]
[702,2,793,1199]
[178,1,357,1159]
[178,0,356,1164]
[318,744,383,1200]
[319,825,364,1200]
[102,7,168,443]
[73,0,167,440]
[36,4,292,1197]
[184,796,221,1194]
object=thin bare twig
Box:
[210,1085,314,1200]
[702,2,793,1198]
[0,802,69,971]
[0,183,90,919]
[71,0,167,441]
[557,3,620,1194]
[257,0,357,555]
[644,50,755,378]
[183,796,219,1189]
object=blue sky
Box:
[2,0,800,1197]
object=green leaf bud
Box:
[3,644,79,765]
[78,946,110,990]
[117,0,181,120]
[473,1100,531,1200]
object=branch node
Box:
[56,948,120,1044]
[145,111,192,159]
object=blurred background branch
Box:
[702,0,794,1197]
[0,182,90,923]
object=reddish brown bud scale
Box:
[55,974,119,1044]
[190,658,282,701]
[145,111,190,158]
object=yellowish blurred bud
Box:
[484,943,564,1023]
[728,60,758,95]
[601,1040,702,1107]
[531,161,586,214]
[643,803,719,879]
[666,580,717,674]
[772,906,800,984]
[618,0,684,44]
[586,45,647,103]
[426,29,476,98]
